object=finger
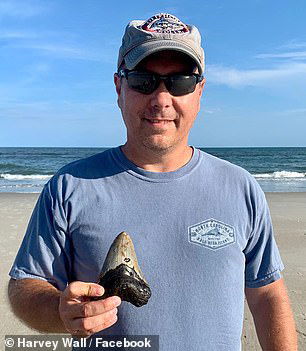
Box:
[63,282,104,300]
[65,295,121,319]
[69,308,118,336]
[69,314,118,338]
[87,314,118,334]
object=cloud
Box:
[10,42,104,61]
[1,30,114,62]
[279,108,306,115]
[256,51,306,60]
[0,28,81,43]
[0,0,47,18]
[209,41,306,88]
[206,41,305,88]
[207,62,306,87]
[254,40,306,62]
[279,40,306,50]
[0,101,117,121]
[203,108,222,114]
[0,30,39,40]
[0,61,53,100]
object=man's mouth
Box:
[143,118,174,125]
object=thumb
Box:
[64,281,104,300]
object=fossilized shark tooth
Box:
[98,231,151,307]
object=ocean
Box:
[0,147,305,193]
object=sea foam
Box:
[0,174,52,180]
[254,171,305,179]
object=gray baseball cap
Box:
[117,13,205,75]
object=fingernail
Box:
[113,296,121,305]
[96,286,104,296]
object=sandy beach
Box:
[1,192,305,350]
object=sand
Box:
[0,192,305,350]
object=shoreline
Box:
[1,192,305,349]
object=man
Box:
[8,13,297,350]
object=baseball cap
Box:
[117,13,205,75]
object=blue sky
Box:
[1,0,305,147]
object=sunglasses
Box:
[118,69,204,96]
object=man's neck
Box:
[121,143,194,173]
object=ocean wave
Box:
[254,171,306,179]
[0,173,53,180]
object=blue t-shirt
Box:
[10,147,284,350]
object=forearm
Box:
[246,280,297,350]
[8,278,67,333]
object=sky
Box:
[1,0,306,147]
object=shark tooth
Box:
[98,231,151,307]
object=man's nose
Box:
[149,81,173,109]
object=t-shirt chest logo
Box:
[188,219,235,250]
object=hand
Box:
[59,281,121,338]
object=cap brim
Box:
[124,40,204,75]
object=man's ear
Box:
[114,73,123,109]
[114,73,121,96]
[198,77,206,97]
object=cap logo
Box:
[141,13,189,34]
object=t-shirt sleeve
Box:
[244,184,284,288]
[9,181,72,291]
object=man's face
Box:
[114,51,205,154]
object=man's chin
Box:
[142,137,175,153]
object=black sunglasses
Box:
[118,69,204,96]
